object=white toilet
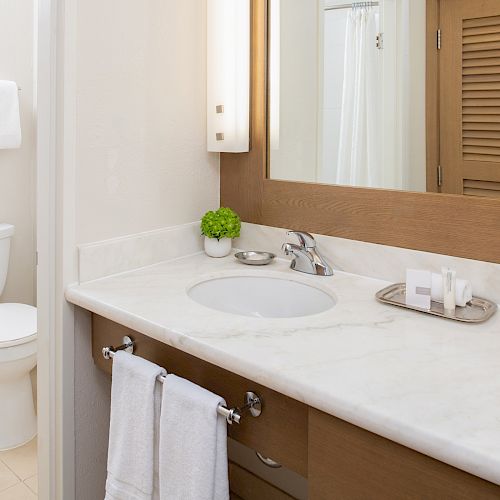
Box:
[0,223,37,450]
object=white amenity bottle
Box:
[442,267,456,316]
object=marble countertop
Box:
[65,253,500,485]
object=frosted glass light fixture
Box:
[207,0,250,153]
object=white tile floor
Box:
[0,439,37,499]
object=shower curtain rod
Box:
[325,1,379,11]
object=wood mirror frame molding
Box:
[220,0,500,264]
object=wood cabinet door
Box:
[440,0,500,197]
[308,408,500,499]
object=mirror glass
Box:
[267,0,500,197]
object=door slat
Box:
[463,15,500,29]
[463,130,500,138]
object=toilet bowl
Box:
[0,224,37,450]
[0,303,37,450]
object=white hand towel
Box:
[0,81,21,149]
[431,273,472,307]
[105,351,166,500]
[159,374,229,500]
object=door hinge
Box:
[437,165,443,187]
[437,29,441,50]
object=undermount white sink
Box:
[188,276,336,318]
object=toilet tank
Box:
[0,224,15,296]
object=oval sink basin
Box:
[188,276,335,318]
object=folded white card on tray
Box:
[406,269,432,310]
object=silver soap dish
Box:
[376,283,497,323]
[235,251,276,266]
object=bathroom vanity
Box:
[92,315,500,499]
[66,252,500,499]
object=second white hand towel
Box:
[0,81,21,149]
[159,374,229,500]
[105,351,166,500]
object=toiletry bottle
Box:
[442,267,456,316]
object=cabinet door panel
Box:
[308,408,500,499]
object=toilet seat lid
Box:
[0,304,37,347]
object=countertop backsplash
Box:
[236,223,500,306]
[77,221,500,306]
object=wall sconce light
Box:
[207,0,250,153]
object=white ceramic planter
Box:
[204,236,232,258]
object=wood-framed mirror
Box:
[220,0,500,263]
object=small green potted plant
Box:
[201,207,241,258]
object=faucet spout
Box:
[281,242,303,256]
[282,232,333,276]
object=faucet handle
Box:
[287,231,316,249]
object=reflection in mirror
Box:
[269,0,500,198]
[268,0,426,191]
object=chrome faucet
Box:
[282,231,333,276]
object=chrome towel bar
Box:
[102,336,262,425]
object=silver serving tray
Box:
[376,283,497,323]
[235,251,276,266]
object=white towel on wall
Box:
[159,374,229,500]
[0,81,21,149]
[105,351,166,500]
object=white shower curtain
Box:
[336,6,382,188]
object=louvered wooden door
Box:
[440,0,500,197]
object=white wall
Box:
[74,0,219,245]
[66,1,220,498]
[319,7,348,184]
[405,0,426,192]
[269,0,319,183]
[0,0,36,305]
[74,308,111,500]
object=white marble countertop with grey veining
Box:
[65,252,500,485]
